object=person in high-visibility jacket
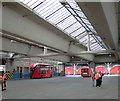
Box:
[99,72,104,86]
[91,72,95,87]
[95,72,101,87]
[0,73,7,91]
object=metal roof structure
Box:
[20,0,107,51]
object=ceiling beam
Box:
[77,2,118,51]
[2,2,95,61]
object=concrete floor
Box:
[2,76,119,99]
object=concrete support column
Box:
[118,43,120,61]
[57,63,58,73]
[89,62,95,73]
[0,1,2,97]
[107,63,110,73]
[6,59,14,72]
[63,63,65,76]
[74,64,76,75]
[29,58,31,73]
[87,32,90,51]
[0,2,2,30]
[0,2,2,62]
[44,46,47,55]
[107,63,111,74]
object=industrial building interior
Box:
[0,0,120,100]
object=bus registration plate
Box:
[83,73,87,74]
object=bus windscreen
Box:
[82,69,88,72]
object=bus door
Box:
[41,68,49,78]
[47,68,50,77]
[34,67,40,78]
[52,68,54,77]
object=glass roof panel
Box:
[26,0,33,5]
[40,3,62,16]
[90,43,100,49]
[91,45,99,50]
[66,0,78,8]
[75,16,90,31]
[20,0,25,2]
[41,3,60,17]
[66,0,86,17]
[71,32,80,37]
[26,0,39,7]
[74,31,86,38]
[90,42,98,47]
[37,1,56,15]
[27,0,39,6]
[66,6,77,15]
[91,45,102,50]
[47,8,71,24]
[55,15,72,25]
[23,0,31,4]
[75,27,85,34]
[76,31,87,39]
[82,39,88,44]
[30,0,45,9]
[70,27,84,37]
[90,36,96,45]
[70,27,86,38]
[63,21,77,30]
[66,0,106,50]
[79,35,88,42]
[101,48,106,50]
[65,22,81,33]
[21,0,107,51]
[45,7,65,20]
[56,15,77,30]
[34,1,49,11]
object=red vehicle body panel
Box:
[81,67,92,77]
[110,65,120,74]
[77,68,82,75]
[30,63,54,78]
[65,68,74,75]
[95,66,109,74]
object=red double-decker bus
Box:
[81,67,92,77]
[30,63,54,79]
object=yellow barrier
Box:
[6,72,13,80]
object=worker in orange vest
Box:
[99,72,104,86]
[95,72,101,87]
[91,72,95,87]
[0,73,7,91]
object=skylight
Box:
[20,0,107,50]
